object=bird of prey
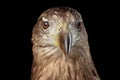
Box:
[31,7,100,80]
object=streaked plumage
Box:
[31,7,100,80]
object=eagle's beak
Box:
[59,25,72,55]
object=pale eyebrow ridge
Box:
[42,17,48,22]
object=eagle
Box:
[31,7,100,80]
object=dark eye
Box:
[43,21,49,29]
[77,22,81,29]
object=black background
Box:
[2,0,118,80]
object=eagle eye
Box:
[43,21,49,29]
[77,22,81,29]
[77,22,82,31]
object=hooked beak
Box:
[59,26,72,56]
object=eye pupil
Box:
[77,22,81,29]
[43,21,49,29]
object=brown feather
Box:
[31,7,100,80]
